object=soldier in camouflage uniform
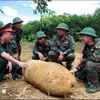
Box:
[48,23,75,70]
[12,17,23,58]
[32,31,51,61]
[70,27,100,93]
[8,17,23,80]
[0,23,27,82]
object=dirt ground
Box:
[0,42,100,99]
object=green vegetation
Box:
[32,0,52,30]
[22,8,100,42]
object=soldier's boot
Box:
[84,61,100,93]
[86,85,100,93]
[11,72,22,80]
[66,63,72,70]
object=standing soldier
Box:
[70,27,100,93]
[12,17,23,59]
[9,17,23,80]
[32,31,51,61]
[0,23,28,82]
[48,23,75,70]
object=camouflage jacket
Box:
[6,27,22,56]
[82,38,100,63]
[12,26,22,47]
[0,37,17,55]
[33,40,51,57]
[6,39,18,56]
[51,35,75,55]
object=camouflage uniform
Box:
[32,40,51,61]
[12,17,23,57]
[48,34,75,70]
[12,26,22,57]
[6,39,22,80]
[6,39,18,56]
[74,27,100,93]
[5,22,22,80]
[75,38,100,88]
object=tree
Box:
[94,8,100,16]
[22,20,40,42]
[33,0,52,30]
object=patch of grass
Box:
[75,42,84,53]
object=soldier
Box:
[32,31,51,61]
[48,23,75,70]
[12,17,23,58]
[0,23,28,82]
[0,21,19,80]
[70,27,100,93]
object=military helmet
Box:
[12,17,23,25]
[36,31,46,39]
[80,27,97,38]
[56,23,69,31]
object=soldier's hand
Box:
[58,52,64,61]
[70,68,77,74]
[18,62,28,69]
[38,52,45,61]
[6,62,12,72]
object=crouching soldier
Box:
[48,23,75,70]
[70,27,100,93]
[0,23,28,82]
[32,31,51,61]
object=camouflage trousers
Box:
[75,60,100,88]
[0,57,22,82]
[48,51,75,70]
[17,43,21,57]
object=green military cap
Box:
[80,27,97,38]
[12,17,23,25]
[56,23,69,31]
[35,31,46,39]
